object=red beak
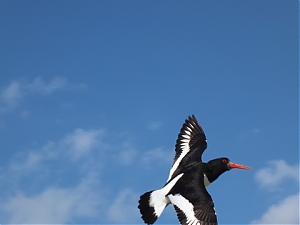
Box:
[229,162,252,170]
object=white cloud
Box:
[0,126,168,223]
[26,77,68,94]
[8,141,58,175]
[255,160,299,189]
[119,148,137,165]
[107,189,140,223]
[10,151,44,172]
[0,127,114,223]
[253,160,299,224]
[6,127,132,178]
[63,128,105,160]
[0,77,86,113]
[141,147,173,167]
[6,128,106,179]
[118,143,138,165]
[26,76,85,94]
[114,137,173,167]
[1,81,23,108]
[2,172,103,224]
[251,193,299,224]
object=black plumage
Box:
[138,115,251,225]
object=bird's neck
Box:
[203,163,227,184]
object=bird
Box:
[138,115,251,225]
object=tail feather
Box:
[138,173,184,224]
[138,190,163,224]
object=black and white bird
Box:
[138,115,251,225]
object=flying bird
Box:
[138,115,251,225]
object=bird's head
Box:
[204,157,251,183]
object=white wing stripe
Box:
[167,121,195,182]
[168,194,199,225]
[167,151,188,181]
[181,134,191,139]
[185,130,191,135]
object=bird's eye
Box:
[222,159,227,163]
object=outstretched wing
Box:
[167,115,207,182]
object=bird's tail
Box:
[138,189,168,224]
[138,173,184,224]
[138,189,169,224]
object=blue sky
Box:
[0,0,298,224]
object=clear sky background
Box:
[0,0,299,224]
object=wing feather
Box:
[167,115,207,182]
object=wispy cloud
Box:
[252,160,299,224]
[148,121,162,130]
[239,127,263,142]
[2,172,103,224]
[10,151,44,173]
[107,189,140,223]
[1,81,23,109]
[114,135,173,167]
[117,139,138,165]
[26,77,85,94]
[255,160,299,190]
[63,128,105,161]
[0,125,171,223]
[141,147,173,167]
[0,77,86,113]
[0,127,111,223]
[251,193,299,224]
[11,128,106,171]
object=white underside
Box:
[149,173,184,217]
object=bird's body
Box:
[138,115,251,225]
[168,160,217,225]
